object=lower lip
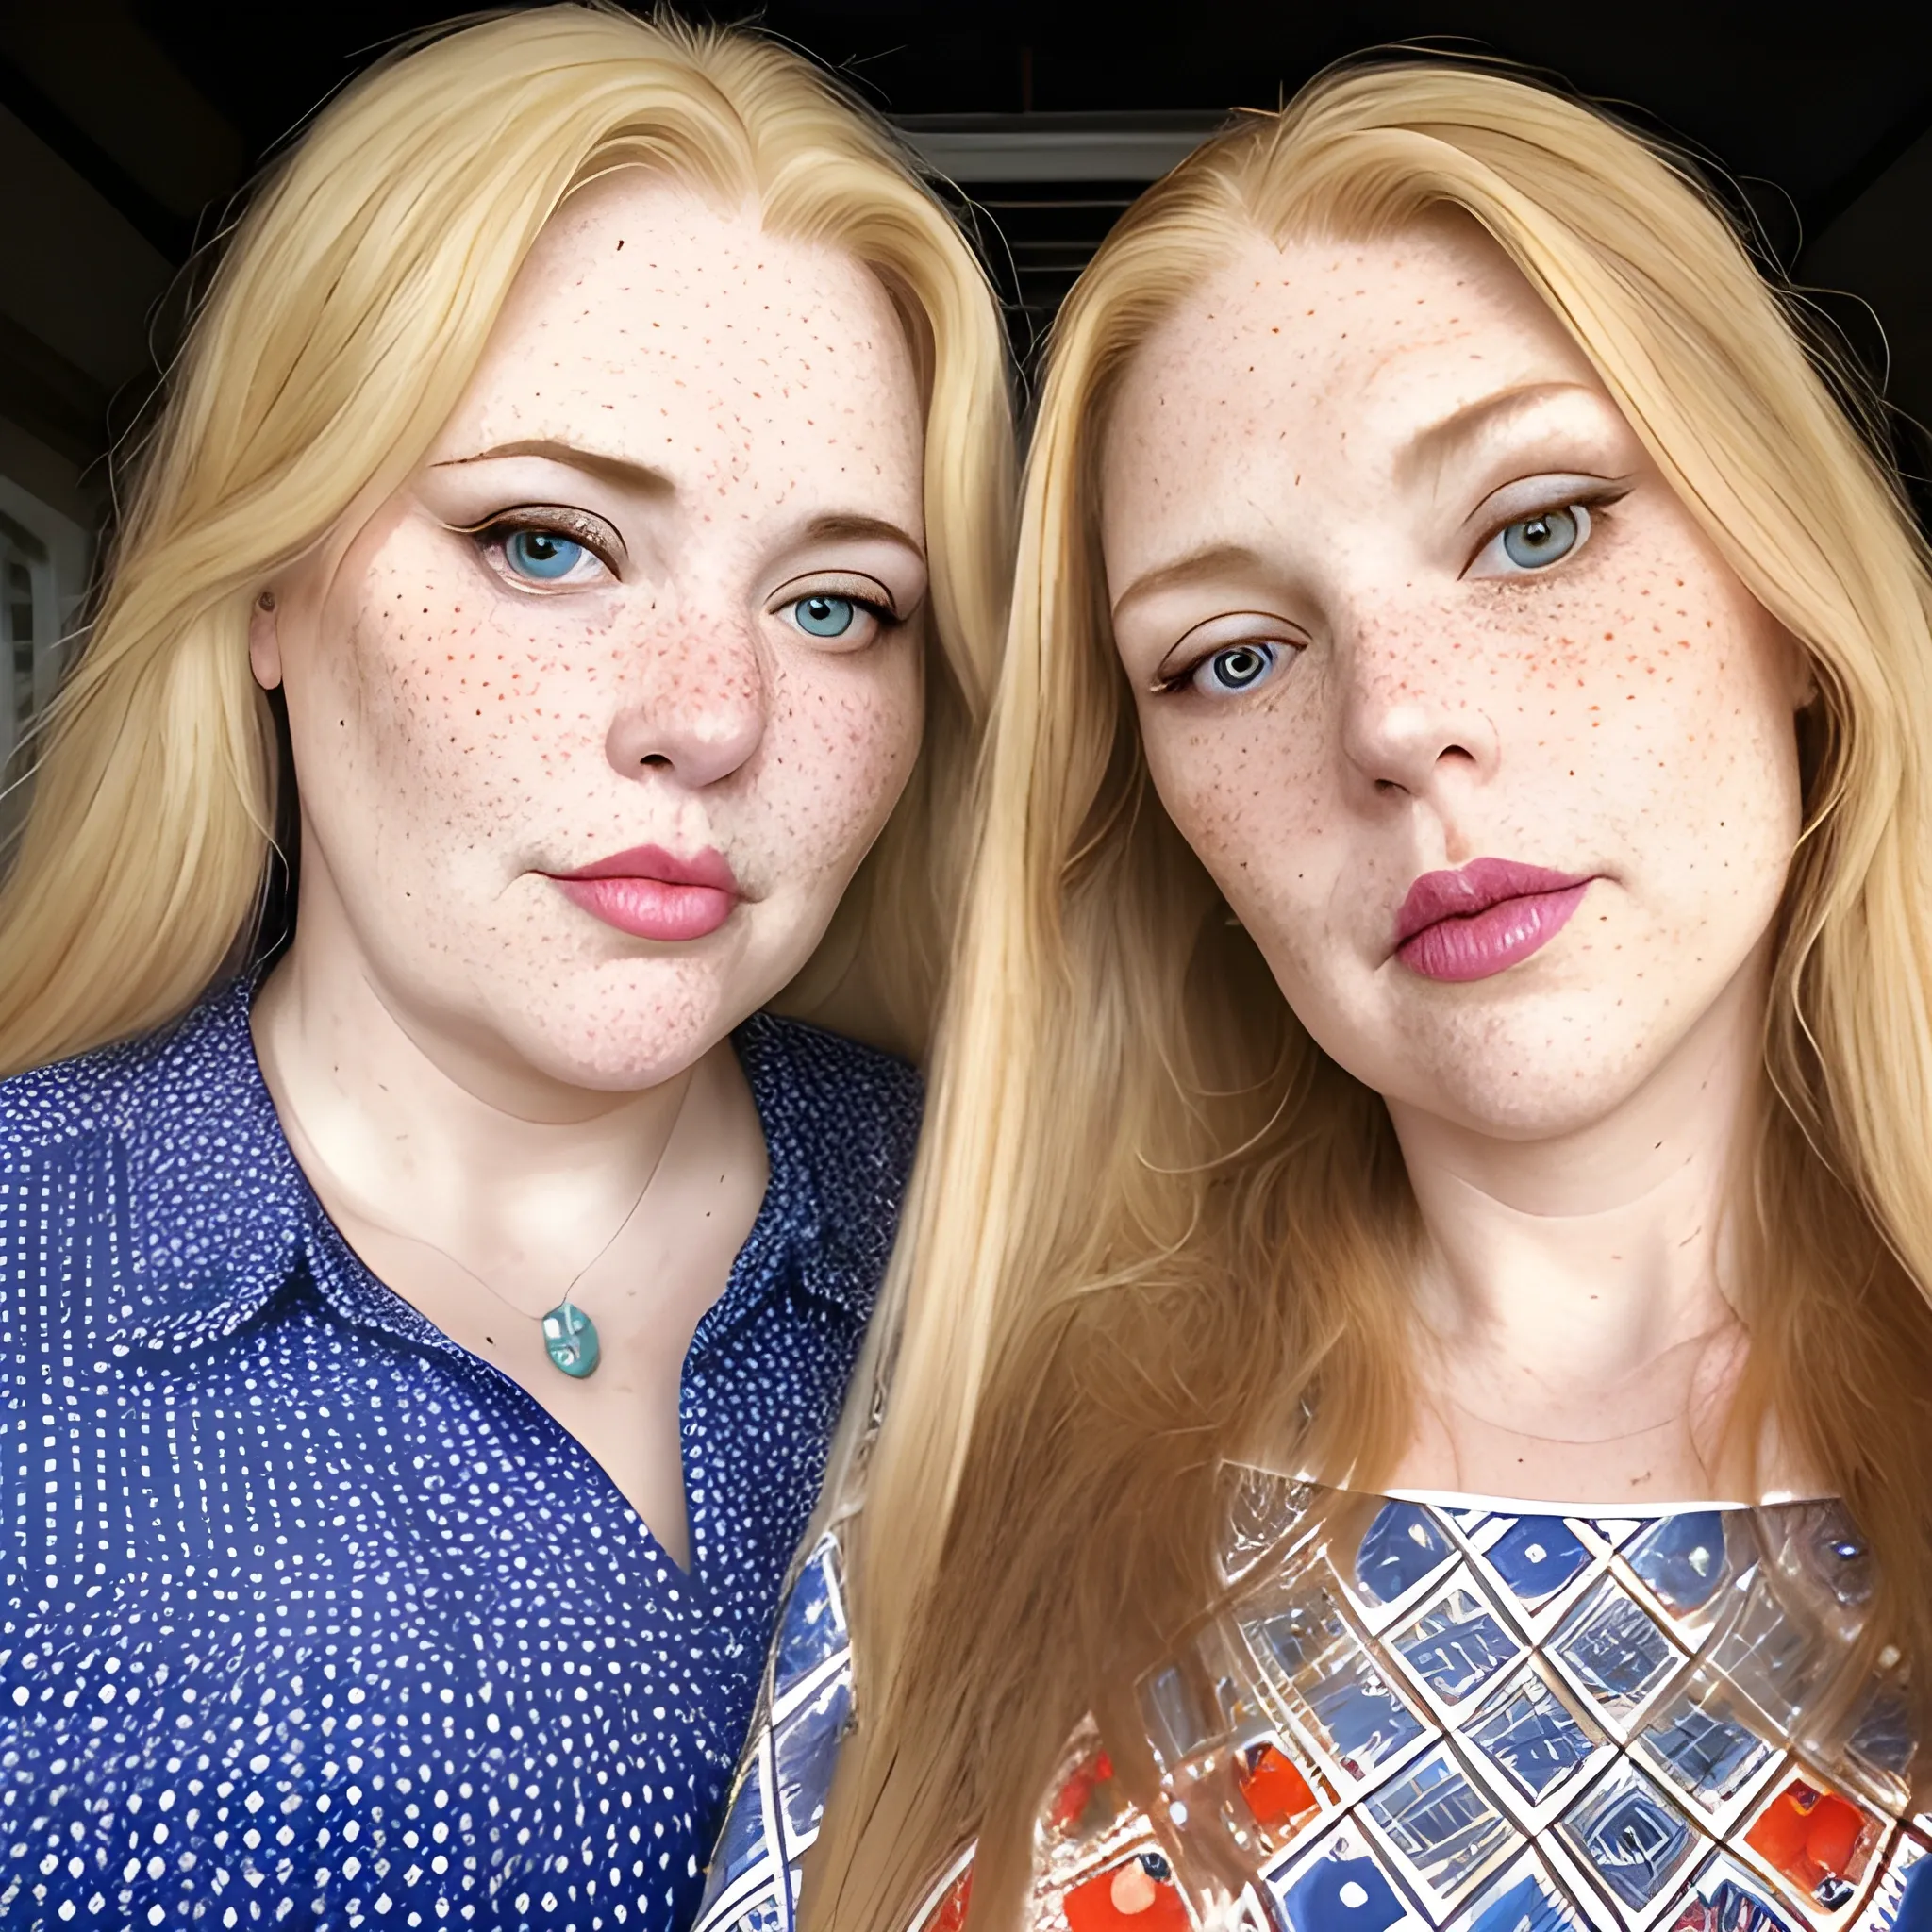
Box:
[1397,882,1592,982]
[551,876,737,941]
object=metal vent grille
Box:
[894,113,1226,360]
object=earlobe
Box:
[1785,630,1819,712]
[249,589,284,691]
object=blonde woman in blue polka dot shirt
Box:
[0,11,1012,1927]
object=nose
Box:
[1335,613,1499,806]
[605,613,768,790]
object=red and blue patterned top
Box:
[701,1471,1926,1932]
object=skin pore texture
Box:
[248,171,928,1566]
[1103,219,1812,1507]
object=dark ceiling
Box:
[112,2,1932,198]
[7,2,1932,497]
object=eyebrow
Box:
[787,511,925,559]
[433,445,924,558]
[1109,542,1271,621]
[432,438,675,494]
[1398,381,1604,490]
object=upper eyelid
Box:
[1153,610,1307,681]
[1153,636,1289,697]
[452,504,627,568]
[766,570,904,618]
[1460,480,1628,578]
[1463,473,1631,533]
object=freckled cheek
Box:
[1146,716,1332,907]
[1511,552,1744,747]
[1499,565,1799,909]
[1584,623,1775,797]
[341,576,591,807]
[762,659,923,866]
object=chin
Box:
[498,958,750,1091]
[1358,993,1674,1141]
[1429,1074,1651,1142]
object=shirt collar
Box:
[691,1011,874,1347]
[104,978,309,1354]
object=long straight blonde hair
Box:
[0,4,1013,1074]
[811,58,1932,1932]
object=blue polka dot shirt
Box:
[0,979,920,1930]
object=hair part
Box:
[809,57,1932,1932]
[0,2,1014,1074]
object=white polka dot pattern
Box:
[0,980,919,1929]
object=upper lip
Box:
[544,843,741,894]
[1393,857,1594,949]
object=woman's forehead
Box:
[1099,225,1607,530]
[1118,225,1584,413]
[429,171,925,514]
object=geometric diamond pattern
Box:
[694,1483,1924,1932]
[1468,1669,1607,1806]
[694,1530,857,1932]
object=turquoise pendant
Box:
[541,1302,601,1378]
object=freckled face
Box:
[1103,223,1806,1136]
[262,173,927,1088]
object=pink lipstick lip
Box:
[548,843,741,893]
[541,844,741,942]
[1392,858,1598,983]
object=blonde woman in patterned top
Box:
[695,55,1932,1932]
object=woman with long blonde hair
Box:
[0,8,1011,1925]
[701,56,1932,1932]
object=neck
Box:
[1383,952,1769,1499]
[250,864,701,1288]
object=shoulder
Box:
[1,983,258,1177]
[1,1016,185,1162]
[737,1011,924,1199]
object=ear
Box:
[1780,625,1818,711]
[249,590,284,691]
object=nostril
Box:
[639,753,671,769]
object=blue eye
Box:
[1192,642,1278,696]
[789,594,857,639]
[504,528,587,581]
[1500,505,1587,571]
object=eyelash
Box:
[1149,482,1631,697]
[452,512,908,636]
[461,506,623,578]
[1152,636,1297,698]
[769,582,906,652]
[788,590,901,624]
[1465,484,1630,578]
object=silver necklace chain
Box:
[321,1066,696,1331]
